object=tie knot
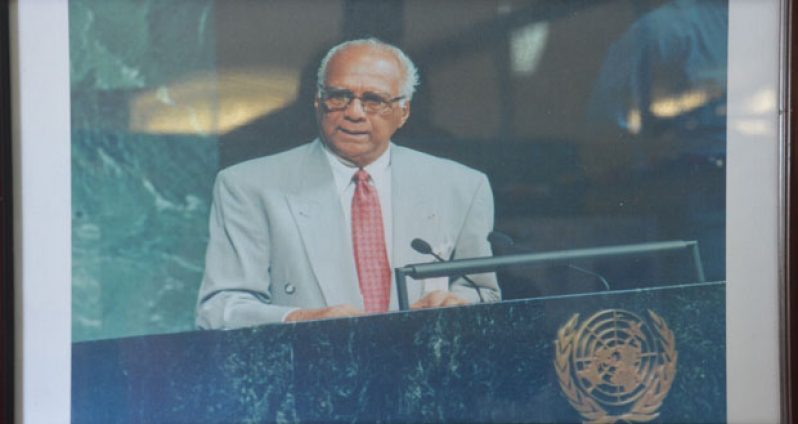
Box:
[354,169,370,184]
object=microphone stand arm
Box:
[395,239,704,311]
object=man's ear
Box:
[314,96,326,121]
[398,101,411,127]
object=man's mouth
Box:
[338,127,368,137]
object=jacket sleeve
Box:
[195,169,295,329]
[449,173,501,303]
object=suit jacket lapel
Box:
[390,145,437,308]
[286,140,363,309]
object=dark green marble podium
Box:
[72,282,725,423]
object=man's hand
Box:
[410,290,468,309]
[284,304,364,322]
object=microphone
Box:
[410,238,436,257]
[410,238,484,302]
[487,231,611,291]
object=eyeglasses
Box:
[319,87,405,115]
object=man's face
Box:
[315,45,410,167]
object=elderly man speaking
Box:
[196,38,500,328]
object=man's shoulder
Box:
[392,144,486,181]
[218,141,316,181]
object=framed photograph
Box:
[6,0,793,422]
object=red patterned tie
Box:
[351,169,391,312]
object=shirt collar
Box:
[322,142,391,194]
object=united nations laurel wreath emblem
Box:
[554,309,677,424]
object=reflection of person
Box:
[586,0,727,280]
[196,38,500,327]
[587,0,727,155]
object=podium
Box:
[72,282,725,423]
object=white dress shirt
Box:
[322,143,393,267]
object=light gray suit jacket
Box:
[196,139,500,329]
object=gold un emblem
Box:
[554,309,677,424]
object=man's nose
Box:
[343,97,367,120]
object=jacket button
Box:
[284,283,296,295]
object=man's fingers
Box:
[328,304,364,317]
[411,290,467,309]
[410,290,443,309]
[409,299,425,309]
[288,290,468,321]
[441,295,466,307]
[285,305,363,322]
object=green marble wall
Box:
[70,0,217,341]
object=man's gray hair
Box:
[316,38,420,100]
